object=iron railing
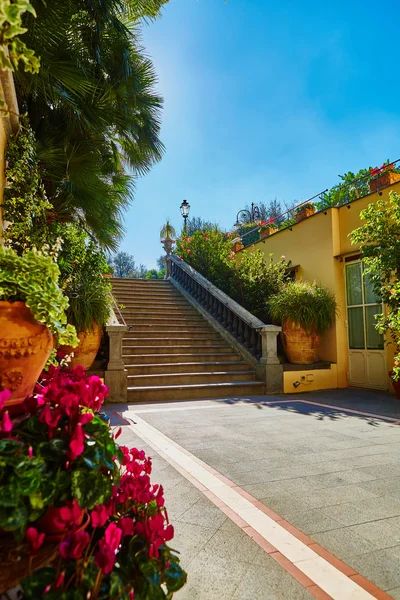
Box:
[167,254,265,360]
[233,158,400,246]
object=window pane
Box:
[365,305,384,350]
[346,263,363,306]
[363,270,381,304]
[348,307,365,349]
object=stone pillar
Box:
[259,325,283,393]
[105,323,128,403]
[161,237,175,279]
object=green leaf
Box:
[71,469,112,509]
[0,503,27,530]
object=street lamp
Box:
[234,202,262,228]
[180,199,190,232]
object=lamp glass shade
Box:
[180,200,190,217]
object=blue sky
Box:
[120,0,400,269]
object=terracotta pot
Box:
[60,322,102,370]
[102,273,112,279]
[233,243,244,252]
[37,506,87,541]
[389,372,400,400]
[281,319,320,365]
[369,171,400,193]
[295,206,315,223]
[260,226,278,240]
[0,302,53,410]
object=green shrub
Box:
[268,281,337,334]
[234,252,287,321]
[238,222,260,247]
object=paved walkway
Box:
[107,390,400,599]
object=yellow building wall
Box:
[236,182,400,392]
[284,365,338,393]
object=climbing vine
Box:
[0,0,39,74]
[3,116,52,252]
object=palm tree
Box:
[15,0,168,249]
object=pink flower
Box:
[119,517,134,536]
[129,590,135,600]
[1,411,12,432]
[91,504,110,528]
[114,426,122,439]
[104,523,122,551]
[55,499,82,529]
[94,544,116,575]
[227,232,232,237]
[59,530,90,560]
[68,423,84,460]
[28,446,33,459]
[25,527,45,552]
[187,249,191,254]
[55,572,65,589]
[0,389,10,412]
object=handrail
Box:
[168,254,265,329]
[167,255,282,362]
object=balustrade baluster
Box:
[256,333,262,360]
[243,323,251,348]
[231,315,238,340]
[226,309,233,332]
[249,328,257,356]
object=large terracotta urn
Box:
[61,322,102,369]
[281,320,320,365]
[0,302,53,409]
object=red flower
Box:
[68,423,85,460]
[59,530,90,560]
[104,522,122,551]
[25,527,45,552]
[91,504,110,528]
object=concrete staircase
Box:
[111,278,265,402]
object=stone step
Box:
[112,289,182,297]
[127,370,257,386]
[126,316,206,326]
[122,337,224,347]
[121,308,199,317]
[111,278,171,285]
[123,330,220,340]
[125,361,251,375]
[122,343,233,355]
[127,381,265,402]
[123,352,243,364]
[123,323,214,331]
[117,300,191,309]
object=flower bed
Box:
[0,365,186,599]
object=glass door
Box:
[345,261,386,389]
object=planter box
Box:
[295,206,315,223]
[233,243,244,252]
[260,226,278,240]
[369,171,400,193]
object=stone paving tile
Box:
[177,496,228,530]
[286,508,342,535]
[278,469,375,493]
[205,527,259,563]
[312,527,379,561]
[321,497,400,526]
[346,548,400,591]
[242,481,287,498]
[347,520,400,550]
[388,587,400,599]
[171,521,218,569]
[301,484,379,508]
[358,476,400,498]
[257,492,312,520]
[175,550,251,600]
[232,551,313,599]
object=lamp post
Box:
[234,202,262,228]
[180,199,190,233]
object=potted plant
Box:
[61,270,112,369]
[369,162,400,193]
[0,366,186,598]
[258,218,278,239]
[295,203,316,223]
[102,265,114,279]
[160,219,176,255]
[0,248,78,411]
[268,281,337,364]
